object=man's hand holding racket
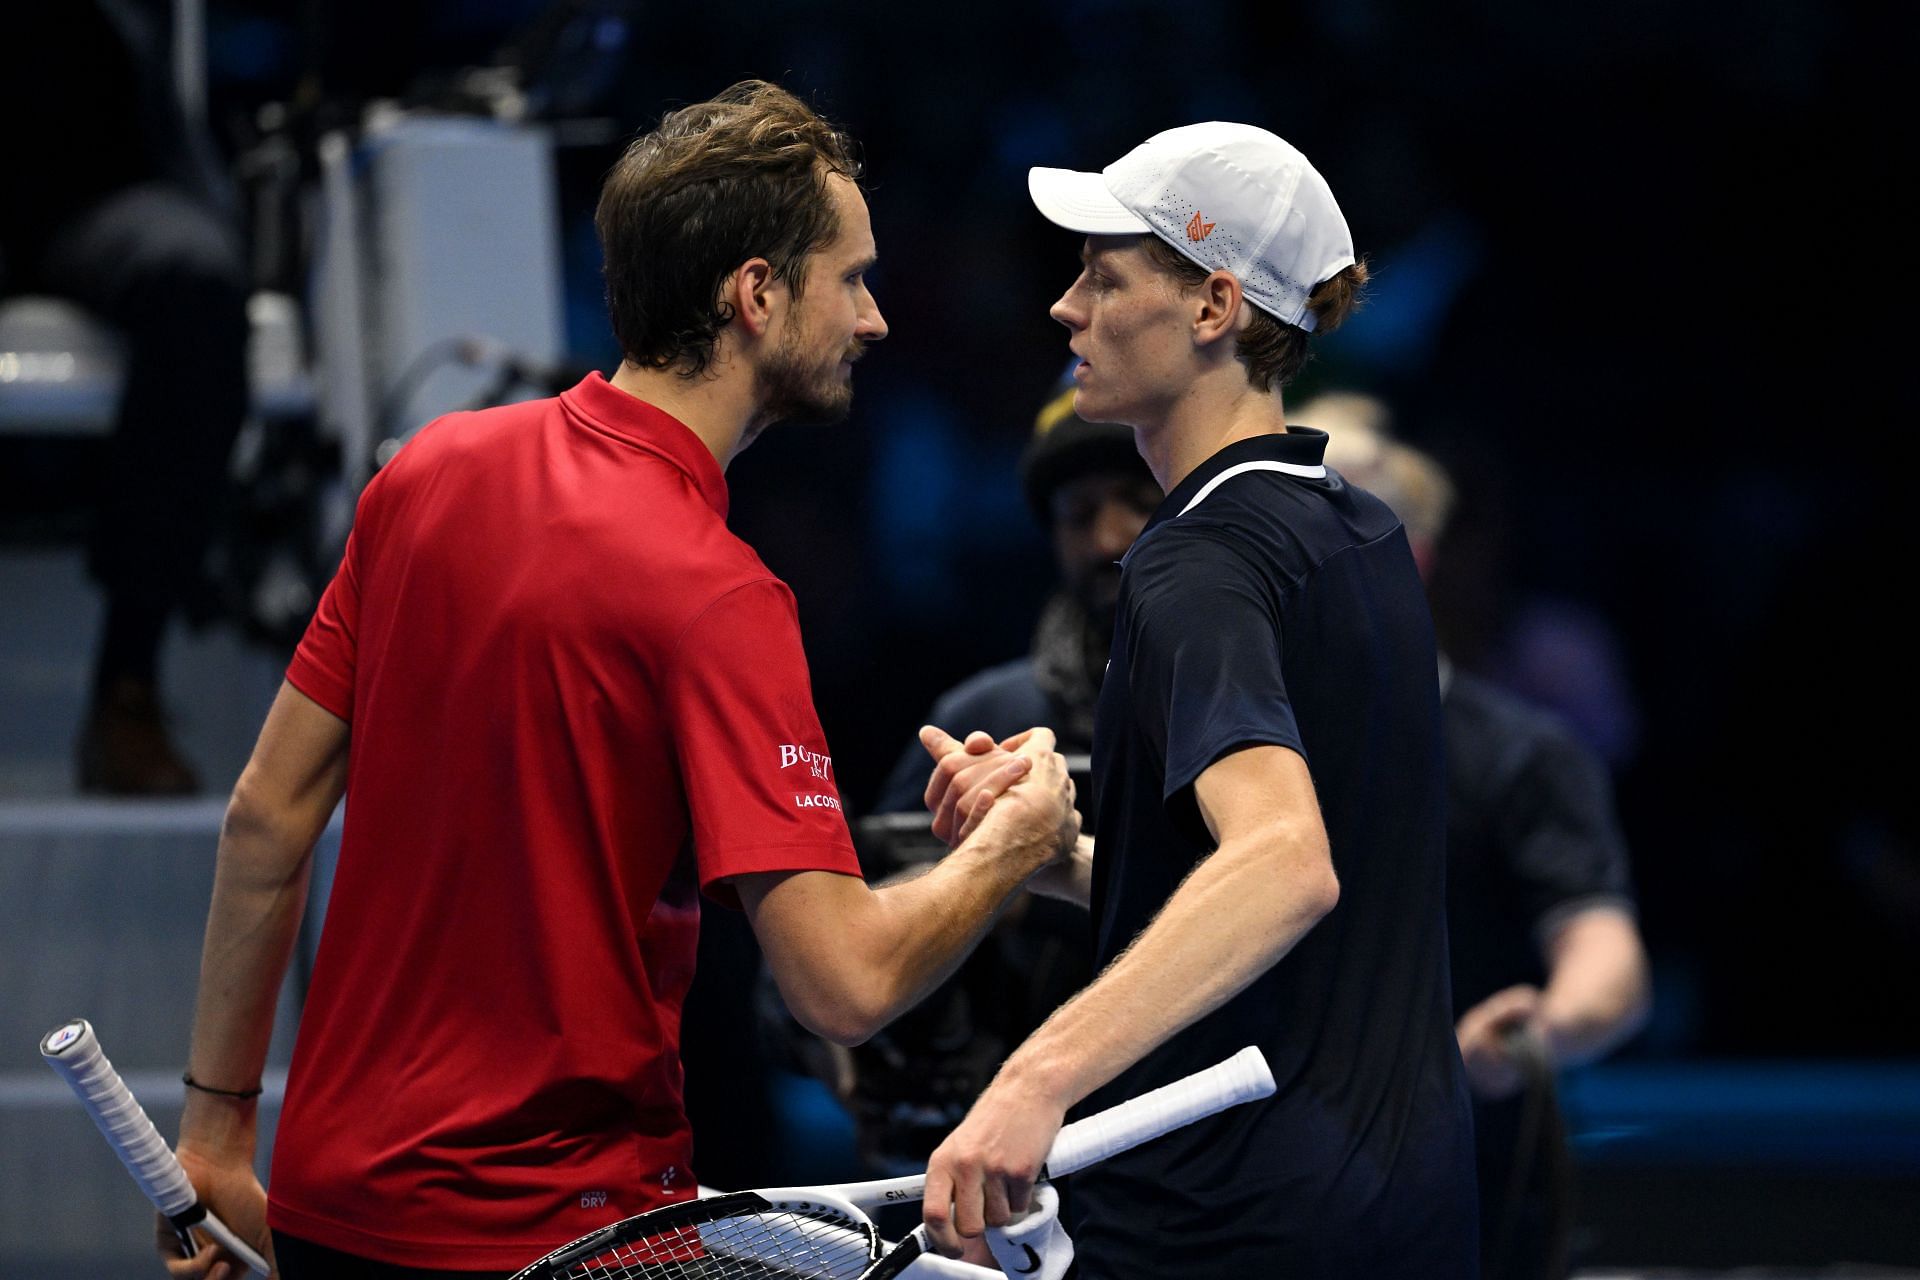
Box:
[158,1132,273,1280]
[921,1057,1070,1259]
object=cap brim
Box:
[1028,168,1152,235]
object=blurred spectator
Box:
[1309,392,1652,1280]
[768,373,1159,1178]
[875,372,1160,804]
[1,1,249,793]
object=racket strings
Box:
[556,1209,878,1280]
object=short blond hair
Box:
[1141,239,1369,392]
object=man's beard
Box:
[1065,561,1124,628]
[756,323,861,427]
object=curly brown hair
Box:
[1141,236,1368,392]
[596,80,862,377]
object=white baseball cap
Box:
[1028,122,1355,332]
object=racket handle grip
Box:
[1044,1045,1275,1178]
[42,1020,199,1217]
[40,1019,272,1276]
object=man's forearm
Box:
[995,827,1336,1110]
[750,733,1079,1046]
[748,800,1074,1047]
[1026,834,1094,908]
[176,679,349,1174]
[1538,908,1651,1068]
[178,800,326,1156]
[838,816,1066,1040]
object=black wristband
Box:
[182,1071,262,1100]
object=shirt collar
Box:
[1142,428,1331,538]
[560,372,730,518]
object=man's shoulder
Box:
[378,394,781,619]
[1126,517,1251,576]
[370,395,559,491]
[1151,463,1406,581]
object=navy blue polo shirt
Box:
[1067,430,1478,1279]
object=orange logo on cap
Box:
[1187,211,1216,242]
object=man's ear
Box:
[1192,270,1249,350]
[724,258,782,339]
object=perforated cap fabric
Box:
[1029,122,1354,331]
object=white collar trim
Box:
[1177,459,1328,517]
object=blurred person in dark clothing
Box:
[769,376,1157,1175]
[1,1,250,794]
[873,373,1161,811]
[1311,395,1651,1280]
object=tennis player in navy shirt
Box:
[919,123,1478,1276]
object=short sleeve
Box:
[1495,725,1637,945]
[285,526,362,721]
[665,579,863,903]
[1124,528,1303,847]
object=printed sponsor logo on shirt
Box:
[779,743,834,781]
[795,793,842,811]
[580,1190,609,1209]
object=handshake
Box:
[915,724,1082,881]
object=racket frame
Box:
[512,1045,1276,1280]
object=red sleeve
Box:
[665,579,862,904]
[285,525,361,721]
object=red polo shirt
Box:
[270,374,862,1268]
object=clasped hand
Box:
[918,725,1078,857]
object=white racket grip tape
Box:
[1043,1045,1275,1177]
[40,1019,272,1276]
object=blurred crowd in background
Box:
[2,0,1909,1212]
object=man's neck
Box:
[608,359,761,470]
[1134,372,1289,493]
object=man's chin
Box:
[784,393,853,427]
[1069,389,1131,427]
[762,385,854,428]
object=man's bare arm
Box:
[738,729,1079,1047]
[1538,905,1650,1064]
[1456,905,1650,1098]
[163,682,348,1279]
[1024,833,1094,908]
[920,743,1338,1253]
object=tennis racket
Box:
[511,1044,1276,1280]
[39,1019,271,1276]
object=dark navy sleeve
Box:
[1495,721,1638,946]
[1123,526,1304,849]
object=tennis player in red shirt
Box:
[163,81,1077,1280]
